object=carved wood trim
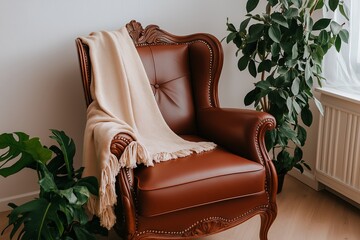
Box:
[181,218,230,237]
[126,20,179,46]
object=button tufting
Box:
[154,84,160,89]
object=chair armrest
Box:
[197,107,276,164]
[110,132,135,188]
[111,133,134,159]
[110,133,137,236]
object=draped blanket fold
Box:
[80,27,216,229]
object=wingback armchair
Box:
[76,20,277,240]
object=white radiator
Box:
[316,88,360,204]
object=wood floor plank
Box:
[0,176,359,240]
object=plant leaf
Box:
[73,224,97,240]
[50,130,75,179]
[291,0,302,8]
[248,23,264,42]
[246,0,260,13]
[238,55,250,71]
[240,18,251,31]
[0,132,52,177]
[248,59,257,78]
[339,3,349,21]
[291,78,300,95]
[38,163,58,192]
[301,106,313,126]
[330,21,342,35]
[258,59,273,73]
[271,12,289,28]
[314,97,324,115]
[7,198,64,239]
[76,176,99,196]
[329,0,339,11]
[335,35,342,52]
[314,0,324,10]
[297,125,307,146]
[244,88,260,106]
[312,18,331,31]
[285,8,299,19]
[226,21,236,32]
[269,25,281,43]
[339,29,349,44]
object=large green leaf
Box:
[50,130,76,179]
[0,132,52,177]
[7,198,64,240]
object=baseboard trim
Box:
[0,191,39,212]
[289,170,322,191]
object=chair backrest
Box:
[76,20,223,135]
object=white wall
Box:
[0,0,318,210]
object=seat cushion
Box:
[134,135,266,217]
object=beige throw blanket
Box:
[80,27,216,229]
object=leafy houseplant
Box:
[225,0,349,178]
[0,130,107,239]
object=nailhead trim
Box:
[255,118,276,205]
[135,205,269,237]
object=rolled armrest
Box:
[111,133,134,159]
[110,132,135,188]
[197,107,276,164]
[110,133,137,235]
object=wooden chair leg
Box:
[259,209,276,240]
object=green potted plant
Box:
[0,129,107,239]
[225,0,349,191]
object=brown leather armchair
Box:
[76,20,277,240]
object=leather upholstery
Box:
[76,20,278,240]
[135,135,265,217]
[137,45,196,135]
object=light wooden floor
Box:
[1,176,359,240]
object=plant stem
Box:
[38,202,52,240]
[260,70,269,112]
[310,0,320,16]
